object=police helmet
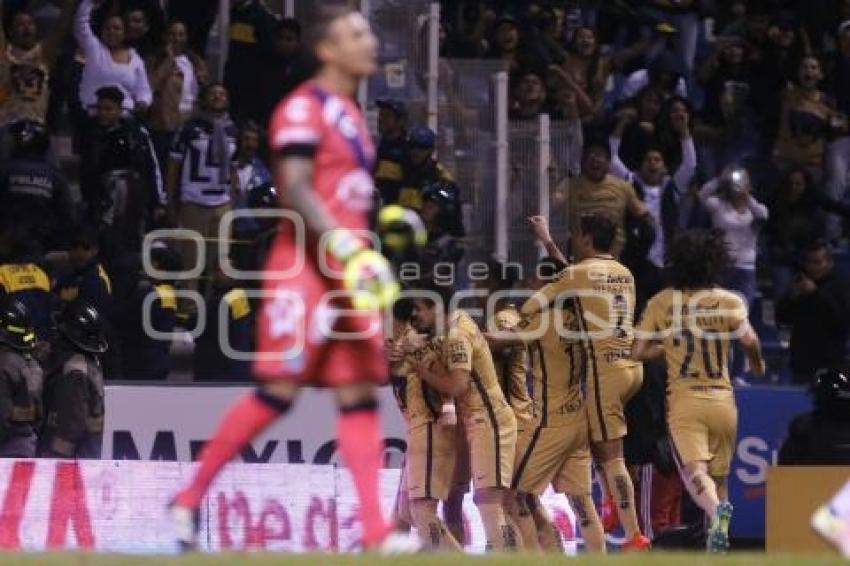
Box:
[813,369,850,416]
[0,296,36,351]
[422,181,460,218]
[247,183,279,210]
[9,119,49,157]
[57,301,108,354]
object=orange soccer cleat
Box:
[621,533,652,552]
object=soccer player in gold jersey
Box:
[632,229,765,552]
[522,213,650,550]
[387,299,464,551]
[487,254,606,554]
[411,282,519,552]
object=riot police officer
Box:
[779,369,850,464]
[0,119,73,252]
[38,301,107,459]
[0,297,42,457]
[418,181,465,277]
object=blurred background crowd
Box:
[0,0,848,389]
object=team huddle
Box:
[386,216,766,553]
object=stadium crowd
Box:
[0,0,849,552]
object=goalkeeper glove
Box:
[327,229,399,310]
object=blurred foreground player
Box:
[171,6,410,552]
[633,229,765,552]
[813,478,850,558]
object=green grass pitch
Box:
[0,553,844,566]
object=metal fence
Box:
[430,60,509,267]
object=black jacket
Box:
[78,118,163,245]
[779,412,850,465]
[38,344,104,459]
[0,157,73,251]
[776,271,850,382]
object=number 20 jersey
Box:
[638,287,747,398]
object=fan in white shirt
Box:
[608,107,697,267]
[74,0,152,113]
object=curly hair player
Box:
[632,229,766,553]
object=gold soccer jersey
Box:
[638,287,747,475]
[523,256,642,442]
[510,291,590,495]
[489,307,534,428]
[391,327,466,500]
[444,310,517,489]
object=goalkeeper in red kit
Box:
[171,6,409,552]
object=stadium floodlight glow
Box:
[217,208,306,280]
[142,229,205,280]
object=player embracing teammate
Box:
[387,216,764,554]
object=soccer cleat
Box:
[601,496,620,533]
[375,530,422,555]
[169,501,200,552]
[707,501,733,553]
[812,505,850,558]
[621,533,651,551]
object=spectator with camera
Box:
[698,166,767,379]
[776,240,850,386]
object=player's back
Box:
[517,293,584,428]
[489,307,534,426]
[445,310,509,418]
[639,286,747,399]
[567,256,638,373]
[268,80,375,246]
[391,325,444,428]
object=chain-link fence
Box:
[434,59,509,266]
[549,118,583,253]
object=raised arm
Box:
[528,215,568,265]
[74,0,101,55]
[746,194,769,222]
[131,55,153,108]
[674,136,697,192]
[609,116,635,182]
